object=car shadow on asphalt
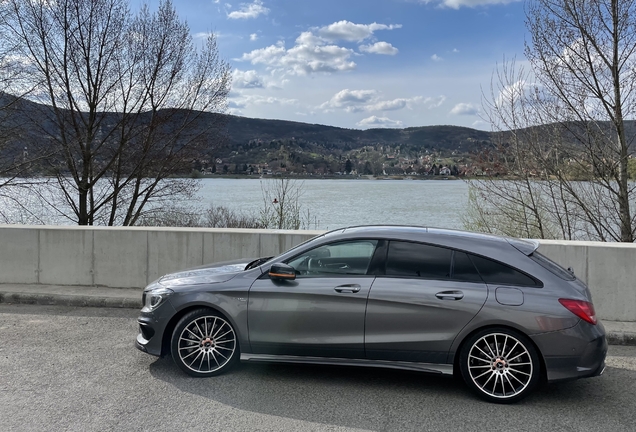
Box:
[144,355,630,430]
[148,356,633,429]
[148,355,476,429]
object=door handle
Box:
[335,284,361,293]
[435,290,464,300]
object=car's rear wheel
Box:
[459,327,540,403]
[170,308,239,377]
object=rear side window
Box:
[452,252,483,283]
[386,241,452,280]
[530,252,575,281]
[469,255,540,287]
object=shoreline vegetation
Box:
[186,173,464,181]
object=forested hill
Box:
[0,89,492,158]
[223,114,493,154]
[11,92,636,162]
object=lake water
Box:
[0,177,471,228]
[196,178,470,231]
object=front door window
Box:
[287,240,378,276]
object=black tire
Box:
[170,308,239,377]
[459,327,541,404]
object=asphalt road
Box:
[1,304,635,432]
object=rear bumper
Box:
[531,320,607,383]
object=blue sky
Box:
[166,0,527,130]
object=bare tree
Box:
[0,0,230,225]
[259,178,317,230]
[0,7,55,223]
[466,1,636,241]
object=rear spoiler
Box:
[506,238,540,256]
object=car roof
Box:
[322,225,539,257]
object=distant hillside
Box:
[3,93,634,176]
[0,93,493,157]
[222,115,493,155]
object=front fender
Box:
[167,274,256,354]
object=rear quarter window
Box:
[469,254,541,287]
[530,252,575,281]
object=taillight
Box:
[559,299,597,325]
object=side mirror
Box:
[269,263,296,281]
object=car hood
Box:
[157,259,254,287]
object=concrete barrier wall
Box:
[0,225,321,289]
[536,240,636,322]
[0,225,634,321]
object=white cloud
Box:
[367,98,408,111]
[419,0,521,9]
[321,90,442,113]
[228,0,269,20]
[359,41,399,55]
[250,33,258,41]
[431,54,443,62]
[494,79,534,108]
[238,20,403,76]
[240,42,286,65]
[232,70,264,89]
[229,93,298,113]
[295,31,325,48]
[422,95,447,108]
[357,116,404,128]
[317,21,402,42]
[240,38,356,75]
[450,102,480,115]
[320,89,378,112]
[453,48,460,53]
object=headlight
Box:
[141,287,174,312]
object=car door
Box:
[365,241,488,364]
[248,239,379,359]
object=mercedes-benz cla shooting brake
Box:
[135,226,606,403]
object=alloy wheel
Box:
[177,315,236,374]
[466,332,534,400]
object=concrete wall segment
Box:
[93,229,148,288]
[38,228,93,286]
[147,231,204,285]
[0,225,634,320]
[0,227,39,284]
[585,244,636,322]
[537,240,636,322]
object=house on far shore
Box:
[383,166,406,176]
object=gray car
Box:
[135,226,606,403]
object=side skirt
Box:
[240,353,454,375]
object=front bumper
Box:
[134,300,177,357]
[531,320,607,383]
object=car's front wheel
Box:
[459,327,540,403]
[170,308,239,377]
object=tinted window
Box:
[286,240,378,276]
[386,242,452,280]
[530,252,575,281]
[469,255,539,287]
[452,252,483,283]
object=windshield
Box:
[245,256,273,270]
[244,233,327,270]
